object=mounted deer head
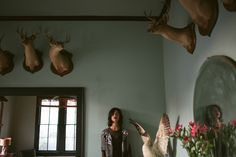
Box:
[17,28,43,73]
[45,33,73,77]
[0,35,14,75]
[146,0,196,54]
[223,0,236,11]
[178,0,219,36]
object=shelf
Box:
[0,16,150,21]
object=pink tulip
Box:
[199,124,208,133]
[175,124,183,132]
[183,136,189,143]
[230,119,236,126]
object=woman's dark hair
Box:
[205,104,223,127]
[107,107,123,128]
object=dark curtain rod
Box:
[0,16,152,21]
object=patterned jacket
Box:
[101,128,132,157]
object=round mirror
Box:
[194,55,236,124]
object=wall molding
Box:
[0,16,150,21]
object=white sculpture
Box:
[130,113,170,157]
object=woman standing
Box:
[101,107,132,157]
[205,104,224,130]
[205,104,227,157]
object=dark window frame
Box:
[0,87,84,157]
[35,96,80,156]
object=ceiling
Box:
[0,0,163,16]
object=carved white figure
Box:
[130,113,171,157]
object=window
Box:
[35,96,83,157]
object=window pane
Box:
[49,108,59,124]
[66,125,75,138]
[48,138,57,150]
[39,99,59,151]
[65,99,77,151]
[39,125,49,150]
[66,125,76,150]
[48,125,57,150]
[41,99,50,106]
[40,107,49,124]
[48,125,57,138]
[41,99,59,106]
[66,108,77,124]
[39,137,48,150]
[39,125,48,138]
[67,99,77,106]
[66,137,76,151]
[50,100,59,106]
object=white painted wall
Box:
[9,96,36,151]
[164,1,236,157]
[1,97,14,137]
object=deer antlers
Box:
[45,32,70,47]
[146,0,196,54]
[0,29,74,76]
[0,35,15,75]
[17,28,43,73]
[45,32,73,77]
[146,0,236,53]
[0,30,74,76]
[144,0,170,30]
[17,28,41,42]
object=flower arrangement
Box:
[170,120,236,157]
[170,121,214,157]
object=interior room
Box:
[0,0,235,157]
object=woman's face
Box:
[212,106,221,120]
[111,110,120,123]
